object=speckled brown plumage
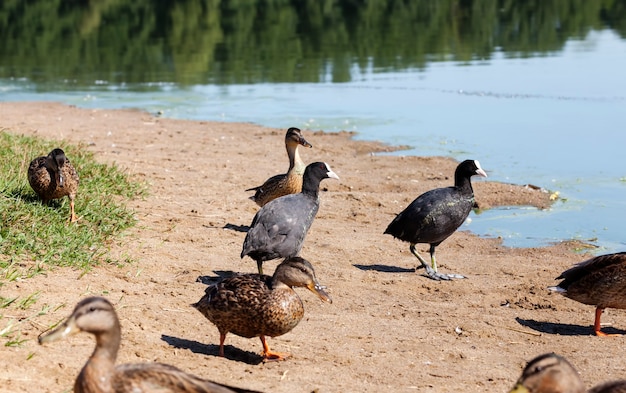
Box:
[590,382,626,393]
[246,127,312,207]
[510,353,626,393]
[193,257,332,360]
[509,353,585,393]
[28,148,79,222]
[549,252,626,336]
[38,297,261,393]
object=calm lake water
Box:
[1,1,625,253]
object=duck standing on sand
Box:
[246,127,313,207]
[28,148,79,222]
[549,252,626,336]
[241,161,339,275]
[193,257,332,360]
[384,159,487,281]
[38,296,261,393]
[509,352,626,393]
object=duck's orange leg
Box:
[259,335,290,361]
[595,307,620,337]
[68,198,79,223]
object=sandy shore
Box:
[0,101,619,393]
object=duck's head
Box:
[285,127,312,149]
[509,353,585,393]
[38,297,119,345]
[45,148,69,188]
[275,257,332,303]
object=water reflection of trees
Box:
[0,0,624,86]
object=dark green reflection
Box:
[0,0,624,88]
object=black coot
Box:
[241,162,339,275]
[384,159,487,281]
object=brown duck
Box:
[510,352,626,393]
[193,256,332,360]
[28,148,79,222]
[38,296,261,393]
[549,252,626,336]
[246,127,312,207]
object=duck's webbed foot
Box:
[68,199,79,223]
[594,307,621,337]
[260,336,290,361]
[262,350,291,361]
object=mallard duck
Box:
[549,252,626,336]
[28,148,79,222]
[246,127,312,207]
[590,382,626,393]
[193,256,332,360]
[510,352,626,393]
[241,162,339,275]
[384,159,487,281]
[38,296,261,393]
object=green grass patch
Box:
[1,294,61,348]
[0,130,147,277]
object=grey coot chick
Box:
[28,148,80,222]
[384,159,487,281]
[509,352,626,393]
[241,162,339,275]
[193,256,332,360]
[549,252,626,336]
[38,296,261,393]
[246,127,313,207]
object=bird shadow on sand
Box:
[516,317,626,336]
[222,223,250,233]
[196,271,239,286]
[161,335,264,365]
[353,264,415,273]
